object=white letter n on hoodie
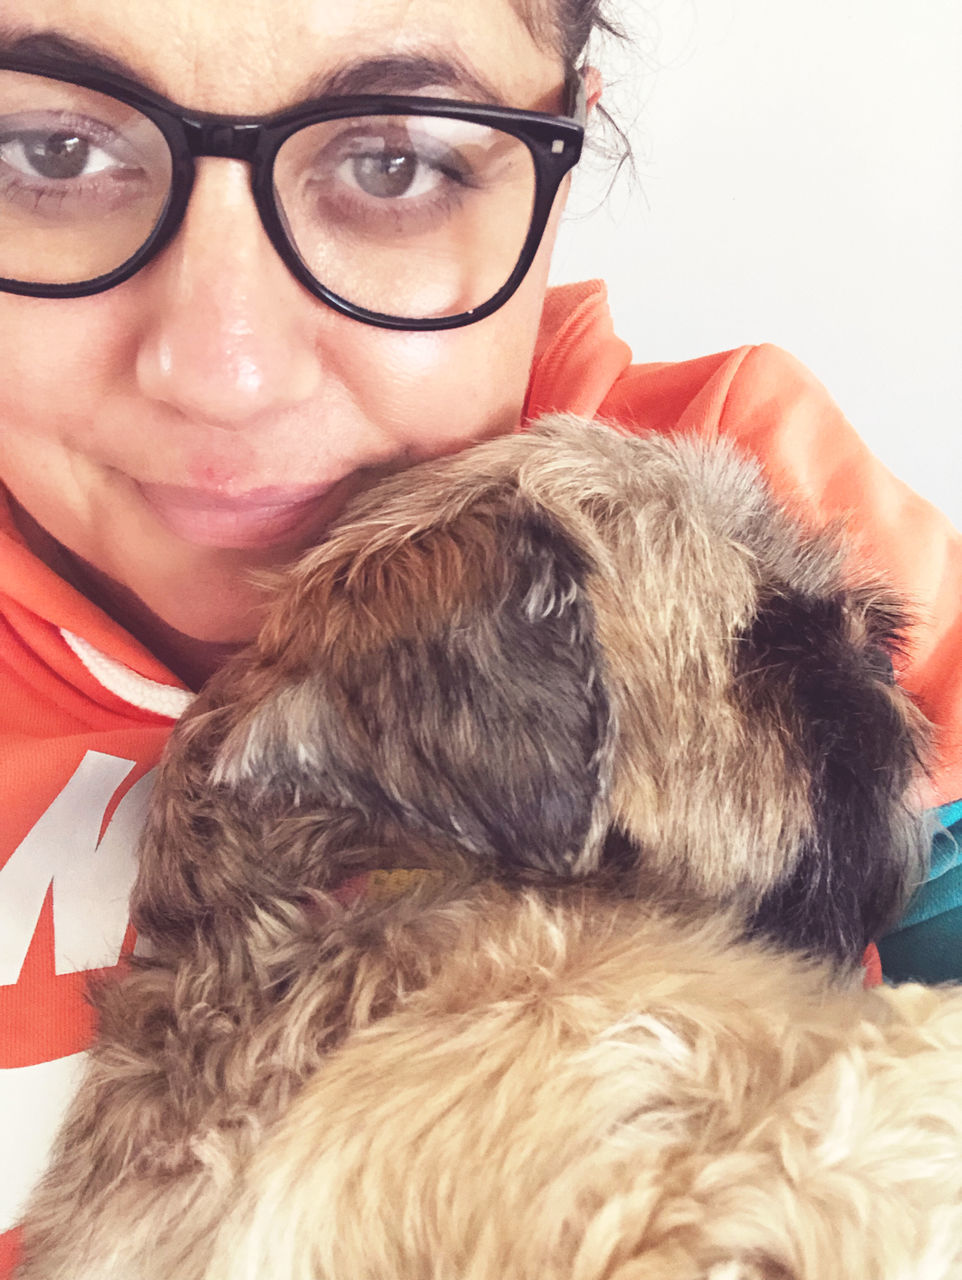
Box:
[0,751,153,986]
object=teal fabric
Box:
[878,800,962,983]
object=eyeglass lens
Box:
[0,69,539,321]
[275,115,535,319]
[0,70,173,286]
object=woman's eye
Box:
[347,149,424,199]
[1,129,118,181]
[333,137,466,203]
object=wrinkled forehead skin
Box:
[0,0,570,114]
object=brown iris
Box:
[23,131,89,179]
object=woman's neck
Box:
[9,497,246,690]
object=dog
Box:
[18,415,960,1280]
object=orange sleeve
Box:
[0,1228,21,1278]
[713,344,962,807]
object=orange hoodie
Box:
[2,280,960,1270]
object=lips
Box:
[136,480,341,550]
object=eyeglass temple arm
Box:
[564,69,589,125]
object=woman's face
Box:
[0,0,571,655]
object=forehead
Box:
[0,0,563,113]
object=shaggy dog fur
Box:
[17,416,962,1280]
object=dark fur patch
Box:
[737,589,925,961]
[337,503,611,876]
[246,499,613,880]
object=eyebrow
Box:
[0,28,511,108]
[0,29,148,83]
[309,55,508,106]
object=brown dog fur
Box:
[18,417,958,1280]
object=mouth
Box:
[136,480,345,550]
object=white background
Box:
[549,0,961,528]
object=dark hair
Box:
[557,0,629,73]
[540,0,635,178]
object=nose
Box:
[135,158,322,428]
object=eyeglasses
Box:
[0,56,585,330]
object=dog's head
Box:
[140,416,928,963]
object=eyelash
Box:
[0,111,148,206]
[304,175,469,238]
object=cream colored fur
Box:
[203,893,962,1280]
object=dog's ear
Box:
[738,584,929,962]
[213,494,615,880]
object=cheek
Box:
[349,329,523,458]
[336,229,559,463]
[0,293,139,439]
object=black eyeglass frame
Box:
[0,54,586,330]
